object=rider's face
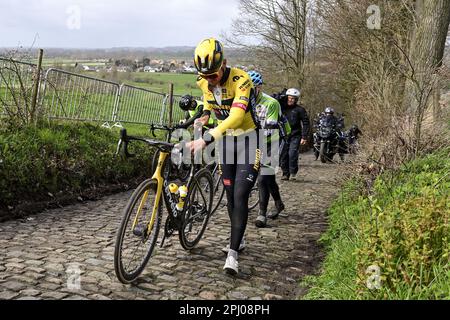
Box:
[287,96,297,106]
[255,85,262,97]
[201,61,226,86]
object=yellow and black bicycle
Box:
[114,127,213,284]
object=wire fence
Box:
[0,58,189,127]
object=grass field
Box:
[2,59,197,127]
[32,58,202,96]
[124,72,201,96]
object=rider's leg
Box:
[256,174,269,228]
[280,136,290,178]
[289,136,301,176]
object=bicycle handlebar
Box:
[116,128,177,158]
[149,124,177,138]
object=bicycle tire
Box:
[179,168,214,250]
[210,169,226,216]
[248,181,260,211]
[114,179,162,284]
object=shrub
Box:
[303,148,450,300]
[0,122,154,216]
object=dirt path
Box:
[0,151,343,300]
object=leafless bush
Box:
[0,50,43,128]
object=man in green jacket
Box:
[248,71,291,228]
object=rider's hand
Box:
[301,139,308,146]
[194,119,204,129]
[198,115,210,127]
[186,139,206,154]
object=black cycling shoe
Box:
[255,210,267,228]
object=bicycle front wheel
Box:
[179,168,214,250]
[114,179,162,284]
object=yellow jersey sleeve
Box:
[209,107,246,140]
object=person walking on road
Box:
[280,88,310,181]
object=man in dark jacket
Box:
[280,88,310,181]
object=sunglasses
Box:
[200,72,220,80]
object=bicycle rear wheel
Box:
[179,168,214,250]
[248,181,260,211]
[114,179,162,284]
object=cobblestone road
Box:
[0,152,342,300]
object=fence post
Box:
[168,83,174,126]
[31,49,44,124]
[111,83,122,128]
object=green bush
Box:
[303,148,450,300]
[0,122,154,213]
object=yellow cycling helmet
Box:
[194,38,224,75]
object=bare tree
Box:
[401,0,450,154]
[224,0,309,90]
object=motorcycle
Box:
[313,116,343,163]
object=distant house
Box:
[117,66,132,73]
[182,65,197,74]
[76,65,97,72]
[144,66,162,73]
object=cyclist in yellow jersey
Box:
[186,38,260,275]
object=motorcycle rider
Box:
[322,107,345,161]
[280,88,310,181]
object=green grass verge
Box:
[302,148,450,300]
[0,122,156,218]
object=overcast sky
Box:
[0,0,240,48]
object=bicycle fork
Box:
[131,152,168,243]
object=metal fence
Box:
[42,68,120,125]
[0,60,186,127]
[115,84,168,126]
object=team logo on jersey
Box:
[239,79,251,91]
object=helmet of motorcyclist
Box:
[179,95,197,111]
[248,71,263,87]
[286,88,301,99]
[194,38,224,76]
[325,107,335,115]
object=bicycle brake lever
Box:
[150,124,157,137]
